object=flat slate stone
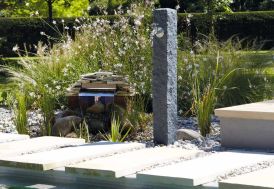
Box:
[219,166,274,189]
[0,133,29,143]
[0,142,145,170]
[0,136,85,157]
[137,151,274,187]
[215,100,274,120]
[66,147,202,178]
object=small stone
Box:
[65,132,78,138]
[176,128,203,141]
[52,116,82,137]
[86,102,105,114]
[55,109,77,120]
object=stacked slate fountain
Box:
[65,72,135,134]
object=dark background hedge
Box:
[1,11,274,57]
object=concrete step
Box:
[66,147,202,178]
[219,166,274,189]
[215,100,274,149]
[0,142,145,171]
[137,151,274,187]
[0,136,85,157]
[0,133,29,143]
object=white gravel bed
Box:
[0,106,222,151]
[0,107,43,136]
[218,159,274,181]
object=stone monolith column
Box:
[152,8,178,145]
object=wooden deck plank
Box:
[0,142,145,170]
[0,136,85,157]
[219,166,274,189]
[66,147,202,178]
[0,133,29,143]
[137,151,274,187]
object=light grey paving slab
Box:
[0,136,85,157]
[215,100,274,120]
[219,166,274,189]
[0,142,145,170]
[66,147,202,178]
[215,100,274,149]
[0,133,29,143]
[137,151,274,187]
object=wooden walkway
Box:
[1,133,274,189]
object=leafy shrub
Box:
[177,35,274,116]
[6,4,152,136]
[1,11,274,57]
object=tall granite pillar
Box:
[153,8,178,145]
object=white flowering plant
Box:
[7,3,153,133]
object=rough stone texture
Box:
[176,129,202,141]
[52,116,82,137]
[152,8,177,145]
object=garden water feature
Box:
[1,8,274,189]
[56,71,136,135]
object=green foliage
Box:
[178,35,274,118]
[74,119,90,142]
[6,6,152,137]
[13,91,28,134]
[1,11,274,57]
[125,96,150,132]
[39,88,55,136]
[177,11,274,50]
[0,0,89,18]
[191,51,237,136]
[102,115,131,142]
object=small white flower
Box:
[12,45,19,52]
[56,85,61,90]
[87,6,91,11]
[64,26,69,30]
[175,4,180,10]
[194,63,200,68]
[52,20,56,25]
[75,18,80,23]
[29,92,35,97]
[26,3,30,6]
[188,14,193,18]
[61,19,64,23]
[40,31,45,35]
[35,11,39,15]
[134,20,142,26]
